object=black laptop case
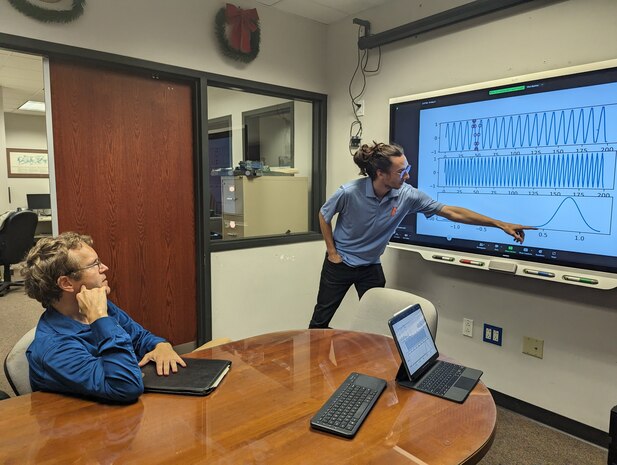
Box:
[141,358,231,396]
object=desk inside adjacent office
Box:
[35,215,52,238]
[0,330,496,464]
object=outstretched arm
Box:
[437,205,536,244]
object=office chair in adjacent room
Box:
[3,327,36,396]
[0,209,38,297]
[334,287,438,339]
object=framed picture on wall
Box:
[6,148,48,178]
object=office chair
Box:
[333,287,438,339]
[3,327,36,396]
[0,210,38,297]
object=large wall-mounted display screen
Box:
[389,61,617,282]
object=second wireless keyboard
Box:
[310,372,387,438]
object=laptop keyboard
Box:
[310,372,386,438]
[417,362,465,396]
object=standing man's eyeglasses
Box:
[399,165,412,178]
[69,258,104,274]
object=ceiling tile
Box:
[273,0,348,24]
[0,49,44,113]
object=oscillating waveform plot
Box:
[439,105,615,152]
[438,152,616,189]
[436,193,612,234]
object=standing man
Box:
[23,232,186,402]
[309,142,535,329]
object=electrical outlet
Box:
[483,324,502,346]
[462,318,473,337]
[523,336,544,359]
[356,99,365,116]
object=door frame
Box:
[0,32,327,345]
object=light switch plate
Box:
[523,336,544,359]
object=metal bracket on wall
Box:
[352,18,371,37]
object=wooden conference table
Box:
[0,330,496,464]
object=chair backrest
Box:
[4,327,36,395]
[350,287,438,339]
[0,210,38,266]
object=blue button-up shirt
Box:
[27,301,165,403]
[321,177,443,266]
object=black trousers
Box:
[309,255,386,329]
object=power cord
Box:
[348,20,381,155]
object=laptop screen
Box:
[389,304,438,378]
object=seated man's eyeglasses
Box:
[70,258,104,274]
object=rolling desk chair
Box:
[0,210,38,297]
[3,327,36,396]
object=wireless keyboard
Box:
[310,372,387,438]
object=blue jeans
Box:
[309,255,386,328]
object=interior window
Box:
[207,86,314,242]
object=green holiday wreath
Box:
[215,6,260,63]
[8,0,85,23]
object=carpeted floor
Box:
[478,407,607,465]
[0,288,609,464]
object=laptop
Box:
[388,304,482,403]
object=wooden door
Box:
[49,59,197,344]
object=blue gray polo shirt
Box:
[320,177,443,266]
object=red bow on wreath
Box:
[225,3,259,54]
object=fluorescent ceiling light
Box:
[18,100,46,112]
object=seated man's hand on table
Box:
[138,342,186,376]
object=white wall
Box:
[0,0,327,93]
[322,0,617,432]
[3,113,49,210]
[211,242,324,340]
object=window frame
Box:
[205,79,326,253]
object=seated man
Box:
[23,232,186,402]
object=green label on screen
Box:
[489,85,526,95]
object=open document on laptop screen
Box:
[391,306,438,376]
